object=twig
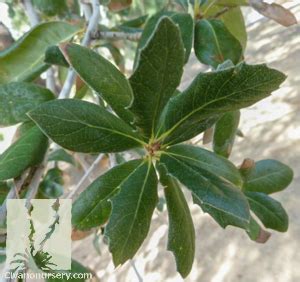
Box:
[211,7,230,18]
[81,0,100,47]
[0,172,29,225]
[109,154,117,167]
[25,156,48,209]
[22,0,40,26]
[67,154,104,199]
[46,68,56,93]
[81,1,92,21]
[58,70,77,99]
[91,31,142,41]
[130,260,143,282]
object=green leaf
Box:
[0,22,80,84]
[38,168,64,199]
[157,63,286,145]
[246,216,271,243]
[72,159,143,230]
[105,160,158,266]
[160,145,250,229]
[160,167,195,278]
[28,99,143,153]
[117,14,148,30]
[202,1,247,50]
[130,17,185,138]
[45,45,69,67]
[0,126,48,181]
[213,110,240,158]
[243,160,293,194]
[60,43,134,123]
[100,43,125,72]
[0,82,55,127]
[194,19,242,68]
[245,192,289,232]
[48,148,75,165]
[46,260,92,282]
[175,0,189,10]
[217,0,248,5]
[162,144,243,186]
[32,0,68,16]
[0,181,10,205]
[220,7,247,50]
[135,11,193,64]
[15,121,36,138]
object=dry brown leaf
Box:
[0,22,14,51]
[249,0,297,27]
[202,127,214,145]
[75,75,85,92]
[108,0,132,12]
[71,227,94,241]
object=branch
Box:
[46,68,56,93]
[67,154,104,199]
[22,0,40,26]
[25,155,49,209]
[91,31,142,41]
[0,172,29,225]
[211,7,230,18]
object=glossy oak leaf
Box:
[0,82,55,127]
[202,1,247,50]
[72,159,143,230]
[105,160,158,266]
[0,126,48,181]
[28,99,144,153]
[45,45,69,67]
[213,110,240,158]
[245,191,289,232]
[48,148,75,165]
[157,63,286,145]
[194,19,243,68]
[60,43,134,123]
[135,11,193,64]
[129,17,185,138]
[160,145,250,229]
[243,159,293,194]
[246,216,271,243]
[0,21,80,83]
[159,166,195,278]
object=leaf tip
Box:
[255,229,271,244]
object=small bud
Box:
[239,158,255,178]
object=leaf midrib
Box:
[246,194,284,224]
[31,112,145,146]
[204,20,224,62]
[117,160,152,260]
[78,161,145,227]
[164,150,241,185]
[158,68,279,141]
[163,153,249,223]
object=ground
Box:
[72,5,300,282]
